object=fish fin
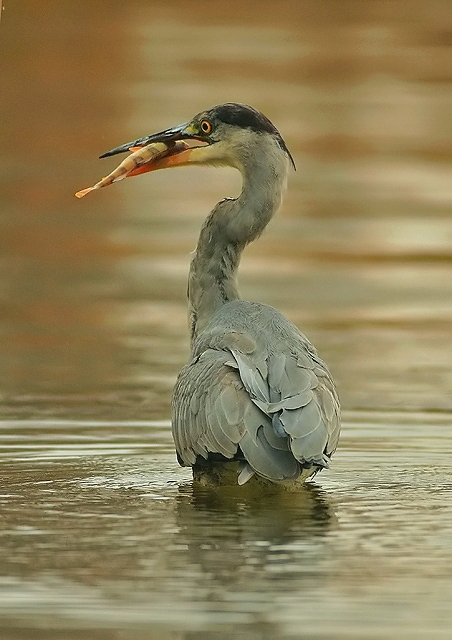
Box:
[75,186,97,198]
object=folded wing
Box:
[172,337,340,484]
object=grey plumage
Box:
[173,300,340,484]
[99,102,340,486]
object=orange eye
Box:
[200,120,212,134]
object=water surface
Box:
[1,412,452,639]
[1,1,452,638]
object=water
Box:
[1,413,452,639]
[1,1,452,638]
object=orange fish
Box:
[75,141,189,198]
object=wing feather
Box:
[239,427,300,481]
[172,323,340,482]
[230,350,270,402]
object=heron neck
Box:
[188,157,287,345]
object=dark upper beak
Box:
[99,122,201,159]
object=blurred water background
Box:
[0,1,451,638]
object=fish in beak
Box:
[75,122,212,198]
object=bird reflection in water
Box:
[174,482,336,589]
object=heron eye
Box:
[200,120,212,135]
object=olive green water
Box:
[1,1,452,638]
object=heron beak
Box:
[99,122,212,175]
[75,122,215,198]
[99,122,194,158]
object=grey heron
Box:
[82,103,341,486]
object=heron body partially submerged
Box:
[77,103,340,486]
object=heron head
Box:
[100,103,295,176]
